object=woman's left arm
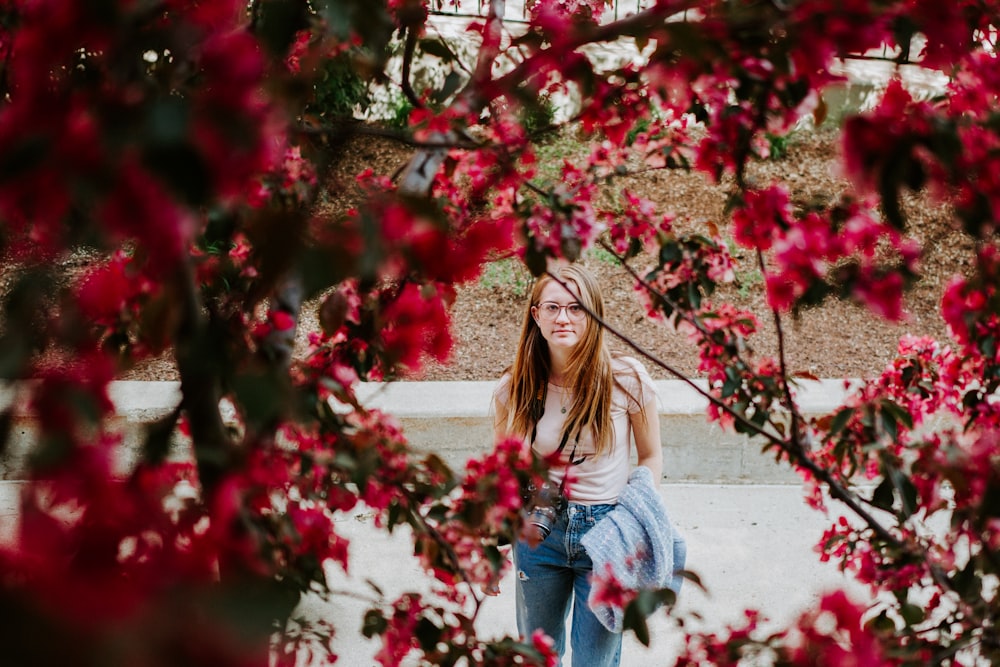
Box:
[632,395,662,481]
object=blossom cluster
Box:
[367,591,559,667]
[0,0,280,273]
[676,591,897,666]
[8,0,1000,664]
[731,185,920,320]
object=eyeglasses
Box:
[535,301,586,321]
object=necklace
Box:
[551,383,571,414]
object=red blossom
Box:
[732,185,792,252]
[785,591,893,666]
[608,189,674,254]
[588,563,635,611]
[6,0,1000,664]
[380,282,453,371]
[852,269,904,322]
[287,503,350,573]
[75,252,145,327]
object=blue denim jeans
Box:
[513,503,621,667]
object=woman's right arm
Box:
[492,373,512,441]
[483,384,512,597]
[493,394,508,441]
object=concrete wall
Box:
[0,379,854,484]
[356,379,852,483]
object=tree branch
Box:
[397,0,507,197]
[756,247,806,454]
[400,25,423,109]
[545,269,905,549]
[172,258,231,499]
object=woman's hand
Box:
[482,579,502,596]
[481,544,512,596]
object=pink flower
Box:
[732,185,791,252]
[589,563,635,611]
[380,282,453,371]
[853,269,904,322]
[76,253,136,326]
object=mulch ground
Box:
[103,127,971,383]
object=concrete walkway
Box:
[298,483,868,666]
[0,481,868,665]
[0,380,872,665]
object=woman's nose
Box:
[554,306,570,323]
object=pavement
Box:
[0,380,874,665]
[0,481,869,665]
[298,483,869,666]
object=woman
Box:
[490,264,662,667]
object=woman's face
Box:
[532,279,588,353]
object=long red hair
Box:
[497,264,616,456]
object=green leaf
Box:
[879,408,899,443]
[524,244,548,277]
[880,399,914,430]
[387,502,402,531]
[865,610,896,635]
[141,407,181,465]
[362,609,387,638]
[626,237,643,259]
[431,70,463,105]
[687,280,702,310]
[892,15,917,64]
[659,241,681,266]
[415,617,442,651]
[982,336,996,359]
[679,570,704,590]
[622,601,651,646]
[898,473,919,519]
[419,38,456,62]
[981,482,1000,519]
[721,375,741,399]
[871,477,894,511]
[900,602,925,626]
[952,560,982,603]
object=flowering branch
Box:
[397,0,506,198]
[399,24,423,109]
[755,246,805,453]
[545,269,905,552]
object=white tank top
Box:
[494,356,656,505]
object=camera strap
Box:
[529,383,585,500]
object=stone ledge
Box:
[1,379,854,483]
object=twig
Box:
[756,248,805,453]
[544,271,786,449]
[545,269,905,549]
[596,238,714,340]
[297,123,482,150]
[400,26,423,109]
[400,489,491,616]
[172,259,232,499]
[398,0,508,198]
